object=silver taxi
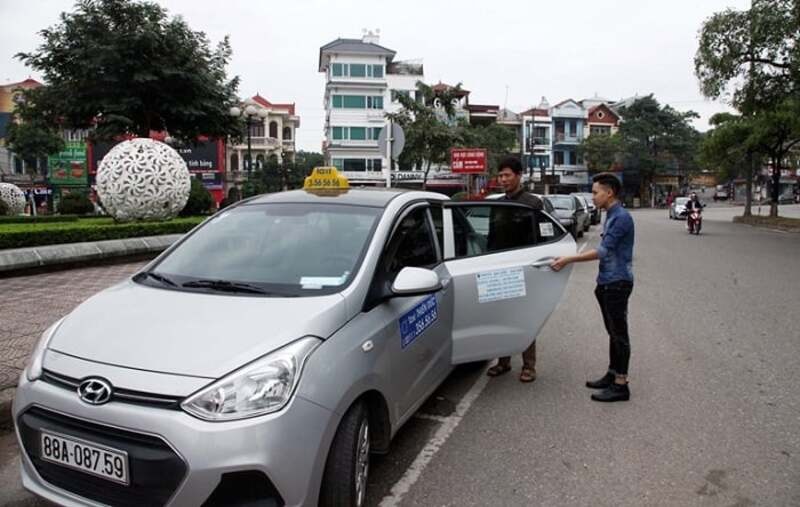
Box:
[13,170,575,506]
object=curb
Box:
[0,234,183,276]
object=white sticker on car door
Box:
[539,222,554,237]
[476,267,526,303]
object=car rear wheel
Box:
[320,402,370,507]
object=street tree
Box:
[616,95,701,199]
[695,0,798,114]
[386,82,461,189]
[696,0,800,216]
[15,0,242,143]
[578,132,623,173]
[700,113,760,216]
[454,121,517,175]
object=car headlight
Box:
[181,337,321,421]
[26,318,65,382]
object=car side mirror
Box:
[391,267,442,297]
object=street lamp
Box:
[229,102,268,195]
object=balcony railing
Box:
[330,139,379,147]
[554,133,583,144]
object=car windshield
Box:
[145,203,381,296]
[546,196,575,210]
[676,197,690,205]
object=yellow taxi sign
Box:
[304,167,350,191]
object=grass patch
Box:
[0,216,207,249]
[733,215,800,232]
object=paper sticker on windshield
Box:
[300,274,348,289]
[476,267,526,304]
[399,295,438,349]
[539,222,555,237]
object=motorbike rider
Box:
[686,192,703,230]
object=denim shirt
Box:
[596,203,634,285]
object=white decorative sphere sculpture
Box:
[0,182,26,215]
[96,138,191,221]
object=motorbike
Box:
[687,207,703,235]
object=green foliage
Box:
[0,216,204,249]
[5,113,65,166]
[180,177,213,216]
[386,82,516,185]
[454,122,517,174]
[16,0,242,142]
[616,95,701,178]
[695,0,798,113]
[58,192,94,215]
[294,151,325,175]
[579,133,623,173]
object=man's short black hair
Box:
[592,172,622,196]
[498,156,523,175]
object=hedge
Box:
[0,215,81,224]
[0,217,206,249]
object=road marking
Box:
[379,373,491,507]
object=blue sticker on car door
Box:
[399,295,439,349]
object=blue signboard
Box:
[399,295,439,349]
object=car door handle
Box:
[531,258,554,269]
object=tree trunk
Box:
[743,154,754,217]
[423,160,432,191]
[770,156,780,217]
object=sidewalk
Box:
[0,261,148,426]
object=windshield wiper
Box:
[136,271,177,287]
[182,279,269,295]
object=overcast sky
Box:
[1,0,750,151]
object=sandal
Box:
[519,367,537,383]
[486,364,512,377]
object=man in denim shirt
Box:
[551,173,634,402]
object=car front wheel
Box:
[320,402,370,507]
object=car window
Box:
[451,205,565,259]
[546,195,575,210]
[149,203,381,296]
[378,206,438,282]
[429,204,444,255]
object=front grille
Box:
[18,406,187,507]
[42,369,184,410]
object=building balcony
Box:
[231,137,280,149]
[554,133,583,144]
[282,140,295,151]
[526,138,551,151]
[329,139,380,148]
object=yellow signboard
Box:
[304,167,350,191]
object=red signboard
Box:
[450,148,487,174]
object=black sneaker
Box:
[591,383,630,402]
[585,372,615,389]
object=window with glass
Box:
[379,207,438,282]
[343,159,367,172]
[144,204,382,297]
[367,96,383,109]
[249,122,265,137]
[349,64,366,77]
[349,127,366,140]
[343,95,367,108]
[367,65,384,78]
[590,125,611,136]
[368,159,382,171]
[332,63,343,77]
[451,206,564,259]
[554,151,565,165]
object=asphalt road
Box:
[2,204,798,506]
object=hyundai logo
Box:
[78,378,113,405]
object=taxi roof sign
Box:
[304,167,350,191]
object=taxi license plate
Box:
[40,430,129,485]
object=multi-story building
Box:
[0,78,44,177]
[521,97,552,181]
[319,31,423,184]
[225,94,299,197]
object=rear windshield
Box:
[546,196,575,210]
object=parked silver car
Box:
[573,192,600,225]
[669,197,690,219]
[14,186,575,506]
[544,194,590,238]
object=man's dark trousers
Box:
[594,281,633,375]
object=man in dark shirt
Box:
[551,172,634,402]
[486,156,543,383]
